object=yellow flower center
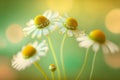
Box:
[89,30,106,43]
[64,18,78,30]
[34,15,50,29]
[22,45,36,59]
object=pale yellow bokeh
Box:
[6,24,24,43]
[47,0,73,14]
[104,53,120,69]
[105,9,120,34]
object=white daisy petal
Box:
[37,30,42,38]
[79,39,93,48]
[50,12,59,19]
[92,43,99,52]
[106,40,119,53]
[33,41,38,48]
[60,27,67,34]
[67,30,73,37]
[31,29,39,38]
[23,26,34,31]
[43,28,49,36]
[105,40,119,54]
[44,10,52,19]
[102,45,110,54]
[38,47,49,52]
[37,40,47,49]
[26,19,34,26]
[24,27,36,36]
[48,25,56,32]
[43,10,51,17]
[77,36,88,42]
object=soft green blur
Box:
[0,0,120,80]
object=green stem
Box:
[51,72,55,80]
[75,48,89,80]
[47,36,61,80]
[60,34,67,80]
[89,51,97,80]
[34,62,48,80]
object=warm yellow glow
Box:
[105,9,120,34]
[104,53,120,69]
[47,0,73,13]
[6,24,24,43]
[89,30,106,43]
[22,45,36,58]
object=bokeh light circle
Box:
[105,9,120,34]
[104,53,120,69]
[6,24,24,43]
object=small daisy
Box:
[23,10,59,38]
[77,29,119,53]
[57,14,84,37]
[12,40,48,70]
[49,64,56,80]
[77,29,119,80]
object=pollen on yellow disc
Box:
[65,18,78,30]
[89,30,106,43]
[105,9,120,34]
[22,45,36,58]
[34,15,48,25]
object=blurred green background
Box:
[0,0,120,80]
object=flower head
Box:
[49,64,56,72]
[77,29,119,53]
[57,14,83,37]
[23,10,59,38]
[12,40,48,70]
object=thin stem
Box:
[89,51,97,80]
[51,72,55,80]
[34,62,48,80]
[60,34,67,80]
[47,36,61,80]
[75,48,89,80]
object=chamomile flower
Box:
[23,10,59,38]
[49,64,56,72]
[12,40,48,70]
[57,14,83,37]
[76,29,119,80]
[77,29,119,53]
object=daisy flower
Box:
[57,14,85,80]
[77,29,119,53]
[12,40,48,70]
[76,29,119,80]
[49,64,56,80]
[57,14,84,37]
[23,10,59,38]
